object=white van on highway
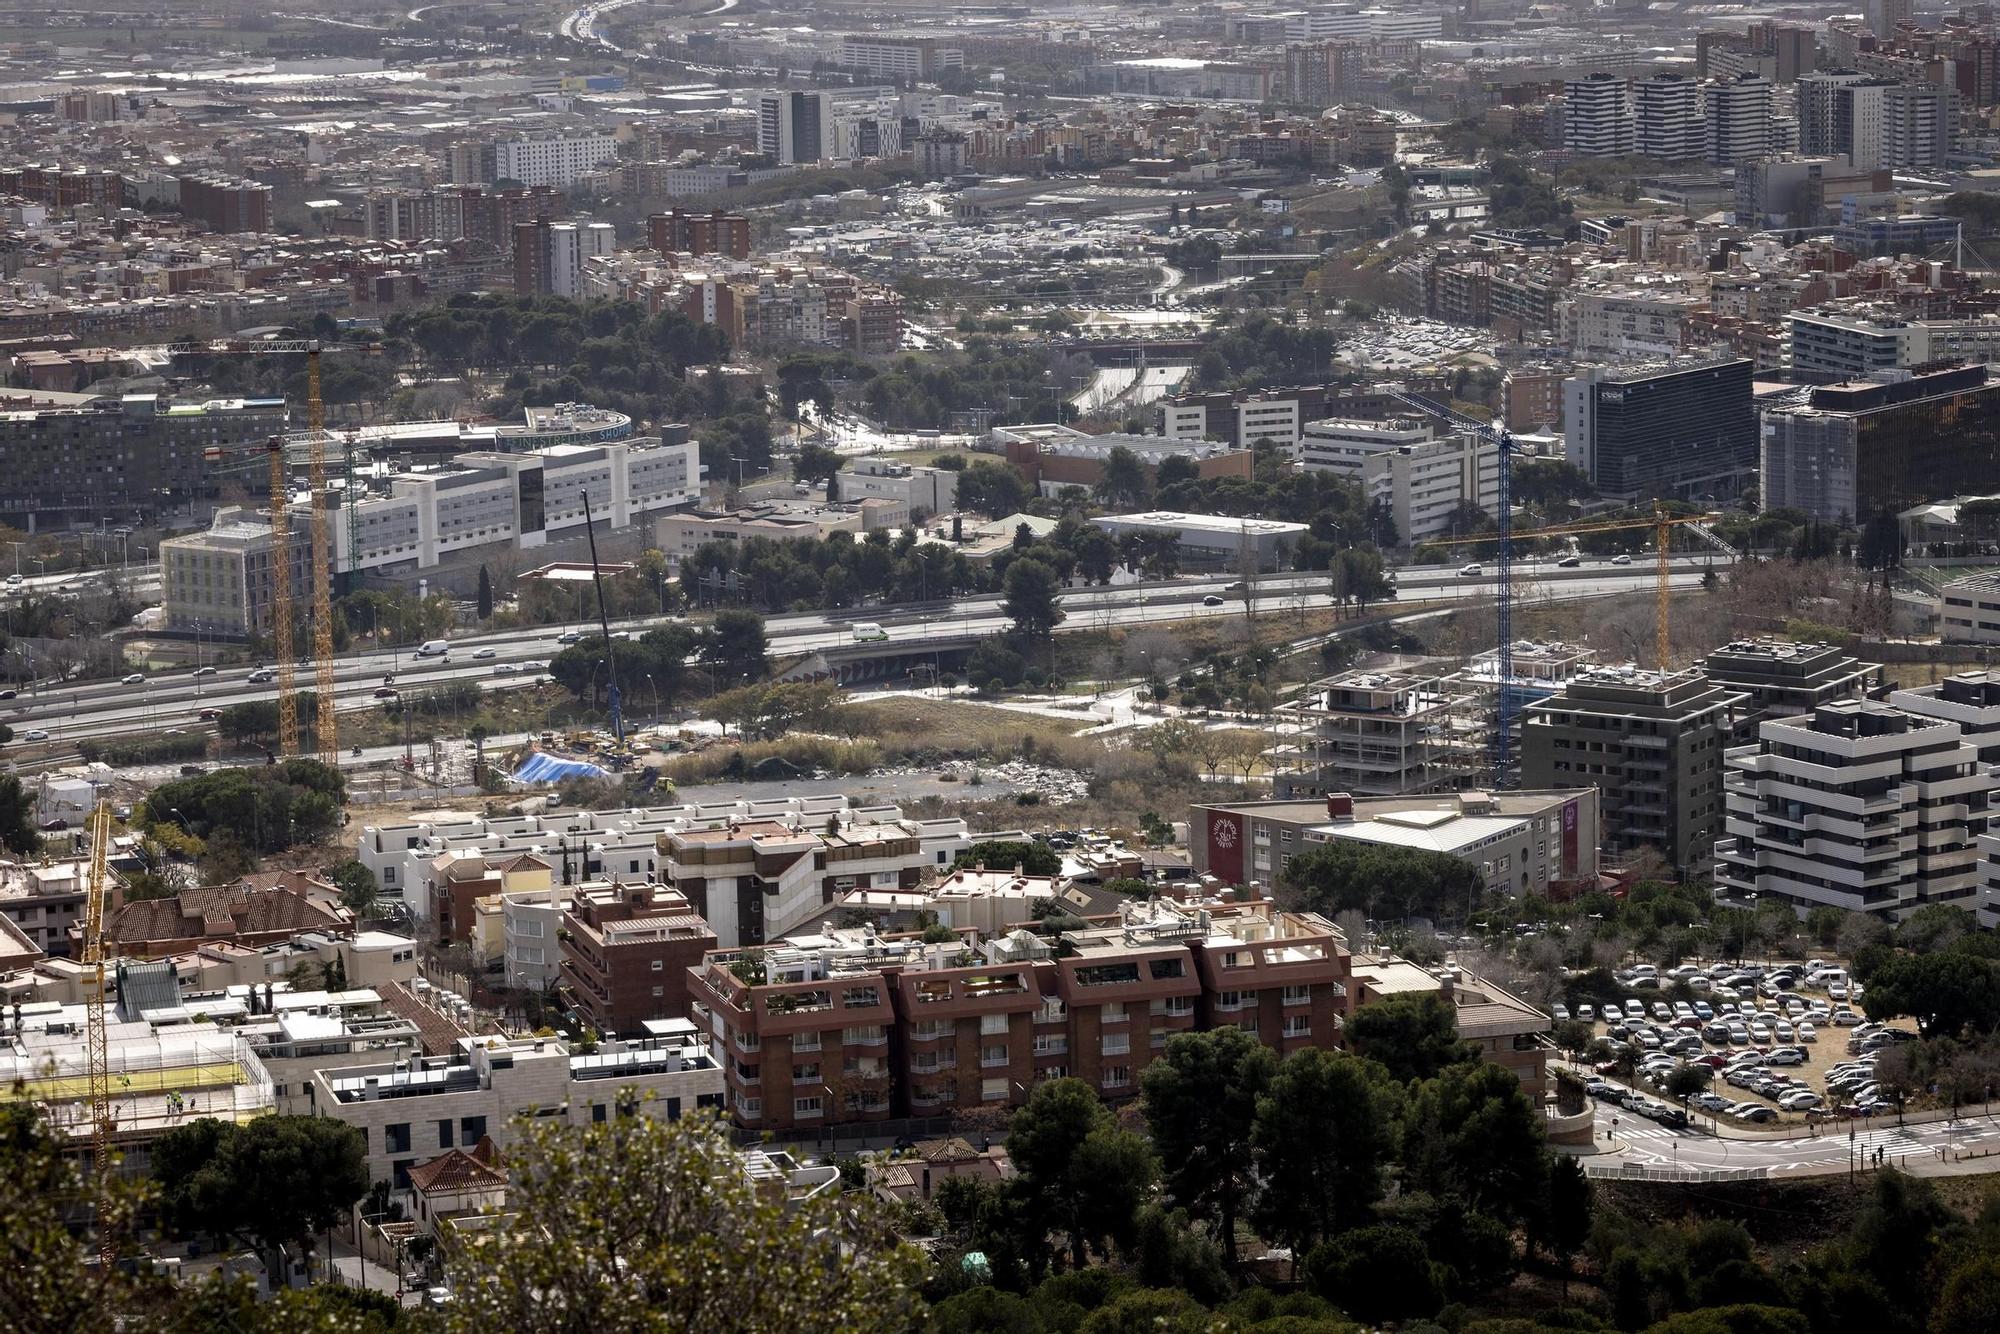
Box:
[851,623,888,642]
[415,640,451,658]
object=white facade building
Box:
[329,437,699,579]
[315,1032,722,1187]
[494,132,619,188]
[1563,74,1635,157]
[1716,699,1990,919]
[1705,73,1774,165]
[1635,74,1703,160]
[1237,396,1304,453]
[1298,416,1435,476]
[833,37,963,80]
[1362,432,1502,545]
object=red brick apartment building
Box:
[687,899,1352,1132]
[559,882,718,1037]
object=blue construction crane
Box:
[1387,391,1526,781]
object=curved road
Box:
[1587,1098,2000,1181]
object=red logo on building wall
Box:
[1208,814,1244,884]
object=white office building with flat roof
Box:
[1089,511,1309,571]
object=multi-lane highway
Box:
[7,557,1718,756]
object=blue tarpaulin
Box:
[511,752,610,785]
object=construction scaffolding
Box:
[1267,669,1490,800]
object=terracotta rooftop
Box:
[103,884,344,948]
[377,979,475,1057]
[407,1138,506,1195]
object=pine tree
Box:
[476,566,494,620]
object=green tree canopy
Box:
[151,1115,367,1277]
[1279,841,1487,923]
[437,1106,921,1333]
[1139,1027,1279,1269]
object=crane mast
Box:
[80,800,115,1264]
[305,347,339,764]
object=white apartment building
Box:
[1884,81,1955,171]
[1362,432,1501,545]
[758,90,837,164]
[834,36,963,80]
[1890,670,2000,765]
[493,132,619,188]
[359,800,972,935]
[1237,396,1304,453]
[1705,73,1773,165]
[1634,74,1703,160]
[836,457,959,513]
[314,1032,722,1188]
[1562,288,1699,358]
[1563,74,1635,157]
[1298,416,1436,476]
[501,884,571,991]
[546,221,616,299]
[1716,699,1990,919]
[664,812,974,947]
[330,437,700,579]
[1939,572,2000,646]
[1798,71,1888,170]
[1159,400,1210,441]
[169,983,424,1116]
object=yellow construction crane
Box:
[173,338,380,765]
[1432,503,1731,669]
[80,799,115,1265]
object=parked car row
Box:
[1583,1079,1689,1129]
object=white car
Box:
[191,666,217,677]
[1458,563,1484,577]
[1552,1003,1570,1022]
[1831,1009,1863,1026]
[120,673,145,685]
[494,663,518,675]
[21,728,47,741]
[1610,553,1633,565]
[2,574,18,586]
[473,648,498,660]
[1798,1022,1817,1043]
[1578,1004,1595,1022]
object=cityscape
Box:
[3,0,2000,1329]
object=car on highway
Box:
[556,631,585,645]
[494,664,518,675]
[415,640,450,658]
[247,668,275,683]
[0,690,14,700]
[198,708,219,721]
[1458,563,1483,577]
[1556,554,1580,568]
[1202,594,1225,606]
[374,687,398,699]
[472,648,498,660]
[191,666,217,677]
[21,729,47,741]
[1610,553,1633,565]
[120,673,144,685]
[2,574,17,586]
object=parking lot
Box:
[1565,958,1918,1131]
